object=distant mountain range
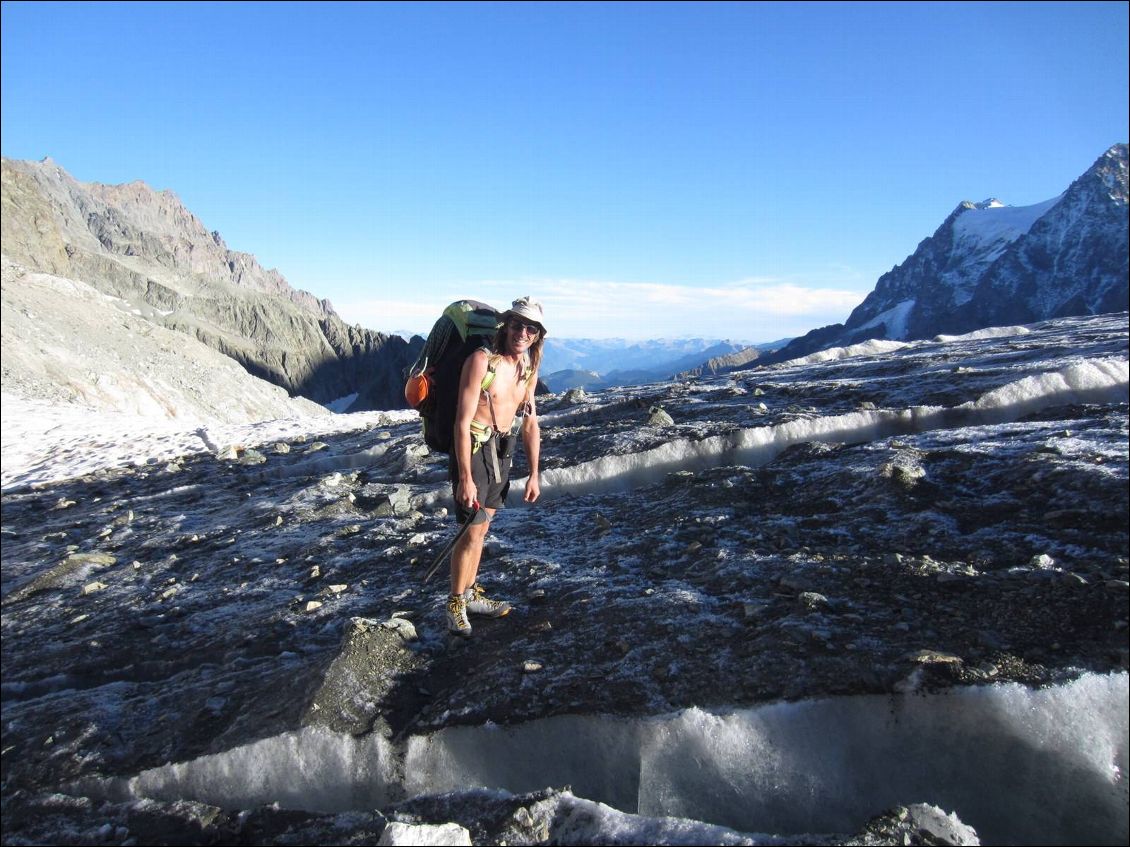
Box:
[539,338,788,392]
[750,144,1128,368]
[538,337,784,392]
[2,145,1125,418]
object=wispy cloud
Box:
[338,275,869,342]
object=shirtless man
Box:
[446,296,545,636]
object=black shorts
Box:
[449,434,516,523]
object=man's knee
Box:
[466,515,492,540]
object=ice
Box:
[965,358,1129,417]
[404,715,646,813]
[782,338,909,366]
[378,821,471,846]
[637,673,1128,844]
[520,356,1129,501]
[4,312,1123,845]
[548,793,781,845]
[78,726,398,812]
[933,325,1031,343]
[77,674,1128,844]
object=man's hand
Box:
[524,476,540,504]
[458,476,478,511]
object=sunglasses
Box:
[508,320,541,337]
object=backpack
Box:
[404,300,501,454]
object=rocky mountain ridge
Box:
[675,345,763,379]
[749,144,1129,368]
[1,157,421,413]
[0,259,329,426]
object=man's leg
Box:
[446,439,511,635]
[445,505,494,637]
[448,506,512,627]
[450,509,493,596]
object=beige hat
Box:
[503,296,547,335]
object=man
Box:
[446,296,545,636]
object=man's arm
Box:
[454,350,489,509]
[521,378,541,504]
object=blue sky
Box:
[2,1,1127,341]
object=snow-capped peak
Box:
[952,194,1062,251]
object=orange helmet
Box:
[404,373,430,409]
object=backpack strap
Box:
[478,350,535,435]
[480,351,501,393]
[470,367,501,478]
[518,353,536,417]
[480,352,503,436]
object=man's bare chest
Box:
[483,364,527,409]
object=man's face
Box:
[506,317,541,352]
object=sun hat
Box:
[503,296,547,336]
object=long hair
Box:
[492,320,544,377]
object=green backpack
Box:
[404,300,500,453]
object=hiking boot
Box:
[446,593,472,637]
[464,583,512,617]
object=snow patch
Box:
[781,338,909,366]
[853,299,916,341]
[934,325,1031,343]
[952,195,1062,251]
[325,393,359,413]
[0,396,417,491]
